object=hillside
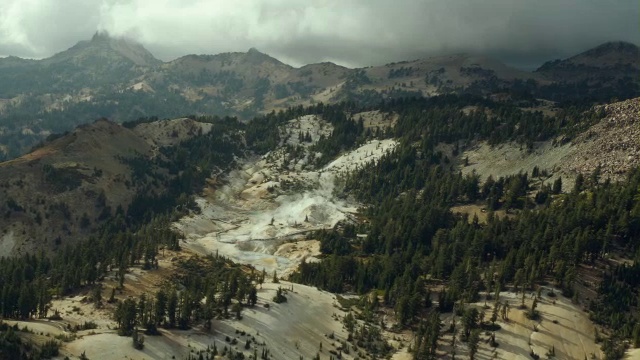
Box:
[535,41,640,102]
[2,96,639,257]
[0,117,218,255]
[461,97,640,188]
[0,36,638,160]
[1,95,640,359]
[537,41,639,78]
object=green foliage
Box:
[413,312,441,360]
[468,329,481,359]
[273,287,287,303]
[115,298,138,336]
[0,321,60,359]
[132,328,144,350]
[109,255,257,333]
[291,96,640,348]
[602,337,626,360]
[0,324,26,360]
[0,117,245,322]
[311,107,366,167]
[38,339,60,358]
[42,164,83,193]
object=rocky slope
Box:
[461,97,640,186]
[566,97,640,180]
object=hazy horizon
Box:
[1,30,637,72]
[1,0,638,70]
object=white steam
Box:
[174,114,397,275]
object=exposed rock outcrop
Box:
[566,97,640,181]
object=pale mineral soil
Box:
[5,250,359,360]
[0,230,16,254]
[50,281,356,360]
[441,289,603,360]
[174,114,398,277]
[459,97,640,189]
[626,349,640,359]
[459,141,575,189]
[14,107,636,359]
[32,114,400,359]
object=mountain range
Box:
[0,33,637,159]
[1,31,640,360]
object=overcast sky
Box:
[0,0,637,69]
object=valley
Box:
[176,114,397,277]
[1,108,610,359]
[0,35,639,360]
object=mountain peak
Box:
[581,41,639,58]
[245,47,274,62]
[536,40,639,73]
[241,47,290,68]
[91,30,112,42]
[47,32,161,67]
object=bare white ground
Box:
[50,282,353,360]
[175,114,397,277]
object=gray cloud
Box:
[0,0,637,69]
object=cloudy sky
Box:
[0,0,637,69]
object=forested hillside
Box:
[0,95,639,359]
[289,97,640,359]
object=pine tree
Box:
[491,301,499,325]
[633,323,640,348]
[107,287,116,303]
[468,329,480,360]
[248,286,258,306]
[132,327,144,349]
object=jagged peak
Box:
[47,32,161,67]
[91,30,112,42]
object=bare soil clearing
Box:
[175,115,397,277]
[55,281,359,360]
[460,141,574,186]
[460,98,640,190]
[441,290,602,360]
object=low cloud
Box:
[0,0,637,68]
